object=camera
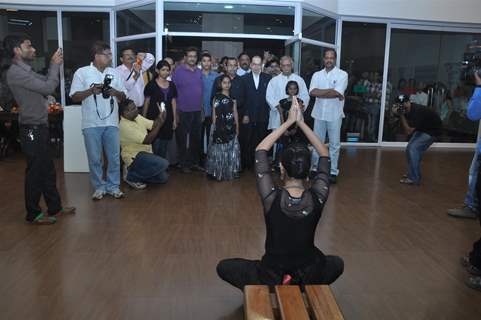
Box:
[392,94,409,116]
[101,74,114,99]
[460,40,481,83]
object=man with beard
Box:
[236,52,251,77]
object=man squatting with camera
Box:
[70,41,127,200]
[394,94,443,185]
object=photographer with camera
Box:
[70,41,127,200]
[3,34,75,224]
[393,94,442,185]
[458,71,481,291]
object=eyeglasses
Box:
[98,52,113,57]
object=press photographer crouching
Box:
[393,94,443,185]
[70,41,127,200]
[119,99,169,190]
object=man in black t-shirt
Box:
[395,94,442,185]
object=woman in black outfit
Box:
[143,60,177,158]
[216,98,344,290]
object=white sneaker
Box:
[107,189,125,199]
[92,189,106,200]
[124,179,147,190]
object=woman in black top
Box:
[216,98,344,290]
[143,60,178,158]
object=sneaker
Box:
[92,189,106,200]
[124,179,147,190]
[191,164,205,172]
[465,276,481,292]
[400,177,418,185]
[460,255,481,276]
[329,174,337,184]
[107,189,125,199]
[447,206,478,219]
[181,167,192,174]
[27,212,56,225]
[52,206,76,217]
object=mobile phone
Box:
[157,102,166,113]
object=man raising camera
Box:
[70,41,127,200]
[394,94,442,185]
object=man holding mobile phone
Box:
[4,34,75,224]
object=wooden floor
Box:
[1,147,481,319]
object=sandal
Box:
[52,206,76,217]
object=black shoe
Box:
[329,174,337,184]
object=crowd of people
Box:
[1,33,480,292]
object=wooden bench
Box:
[244,285,344,320]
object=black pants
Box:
[240,122,268,169]
[176,111,202,168]
[216,255,344,291]
[201,116,212,158]
[469,158,481,269]
[19,125,61,221]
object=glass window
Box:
[384,29,481,143]
[0,9,59,105]
[302,9,336,43]
[164,36,285,72]
[62,12,109,105]
[116,3,155,37]
[340,22,387,143]
[164,3,295,35]
[117,37,156,66]
[300,43,325,87]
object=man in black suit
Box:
[240,55,271,169]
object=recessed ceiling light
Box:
[224,5,234,9]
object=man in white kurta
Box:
[309,49,348,183]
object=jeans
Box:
[311,118,342,176]
[153,138,170,159]
[216,255,344,291]
[126,151,169,184]
[82,126,120,192]
[468,158,481,269]
[176,111,202,168]
[406,131,435,184]
[465,141,480,211]
[19,125,61,221]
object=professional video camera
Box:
[392,94,409,116]
[101,74,114,99]
[461,40,481,83]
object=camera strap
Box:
[90,83,114,120]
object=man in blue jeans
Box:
[447,142,480,219]
[70,41,127,200]
[119,99,169,190]
[395,94,443,185]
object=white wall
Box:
[337,0,481,24]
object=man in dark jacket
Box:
[241,55,271,168]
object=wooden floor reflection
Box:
[1,147,480,319]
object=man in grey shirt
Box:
[4,34,75,225]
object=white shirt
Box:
[237,68,250,77]
[252,72,260,90]
[266,73,309,129]
[310,67,348,122]
[69,63,127,129]
[115,53,155,107]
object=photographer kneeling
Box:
[119,99,169,190]
[394,94,443,185]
